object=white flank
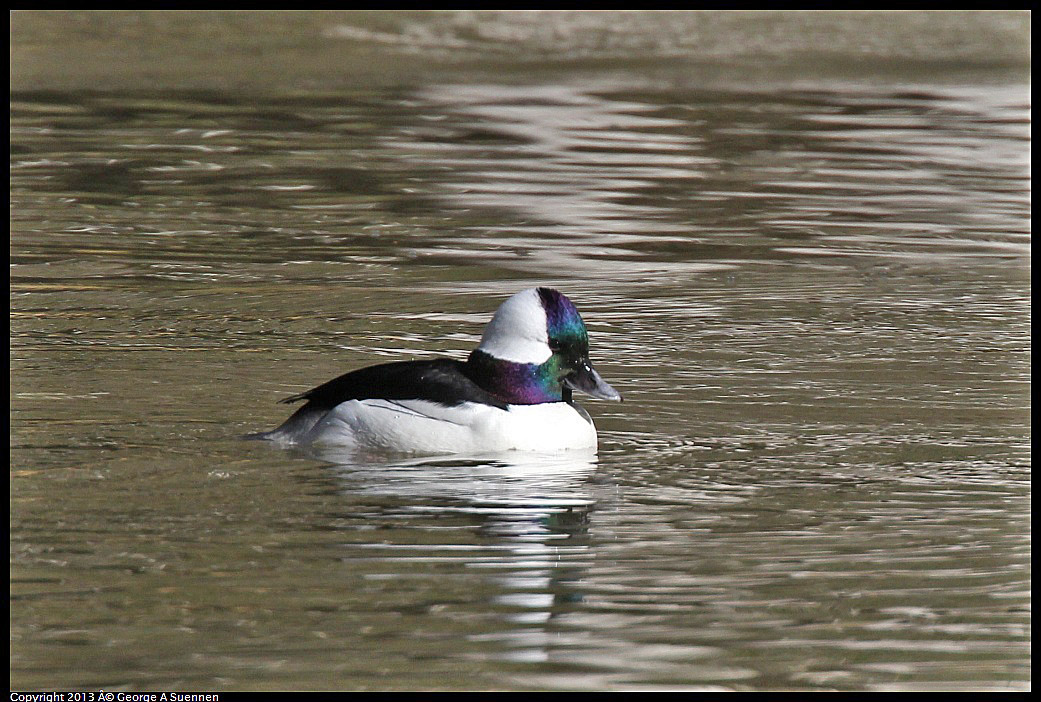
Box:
[301,399,597,454]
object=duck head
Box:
[466,287,622,405]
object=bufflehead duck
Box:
[249,287,621,454]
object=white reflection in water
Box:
[311,446,597,504]
[311,447,600,662]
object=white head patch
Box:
[476,288,552,364]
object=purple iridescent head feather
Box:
[536,287,589,352]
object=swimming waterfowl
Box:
[249,287,621,454]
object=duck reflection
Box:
[306,446,599,655]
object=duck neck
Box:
[465,349,563,405]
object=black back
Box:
[280,359,509,411]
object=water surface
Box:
[10,11,1030,692]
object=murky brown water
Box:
[11,11,1030,692]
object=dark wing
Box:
[279,359,508,411]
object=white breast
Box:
[300,399,598,454]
